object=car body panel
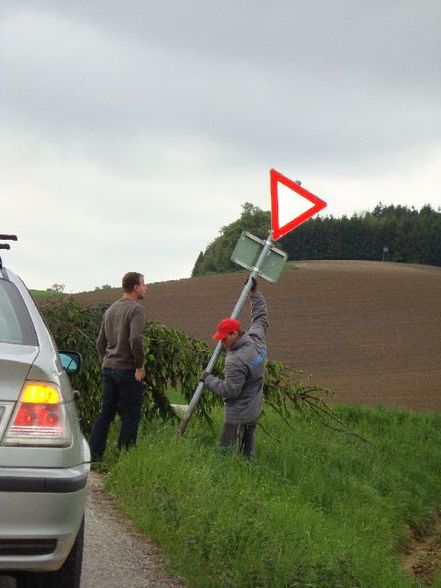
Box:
[0,266,90,575]
[0,480,86,571]
[0,344,37,401]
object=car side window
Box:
[0,280,38,345]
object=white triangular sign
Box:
[270,169,327,240]
[278,183,313,229]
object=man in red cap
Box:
[200,277,268,459]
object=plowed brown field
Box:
[75,260,441,412]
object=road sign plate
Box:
[270,169,327,240]
[231,232,287,283]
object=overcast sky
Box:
[1,0,440,291]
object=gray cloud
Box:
[1,1,440,290]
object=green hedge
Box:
[39,296,335,436]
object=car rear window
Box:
[0,280,38,345]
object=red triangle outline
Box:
[270,169,327,240]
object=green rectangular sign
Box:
[231,232,287,283]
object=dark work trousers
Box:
[89,368,144,460]
[220,420,258,459]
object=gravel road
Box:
[82,471,184,587]
[0,471,185,588]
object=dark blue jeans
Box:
[220,421,258,460]
[89,368,144,460]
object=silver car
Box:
[0,252,90,587]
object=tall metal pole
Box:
[177,232,274,436]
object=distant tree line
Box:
[192,202,441,276]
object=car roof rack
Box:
[0,234,18,270]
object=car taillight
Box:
[3,381,71,447]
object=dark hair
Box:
[122,272,143,292]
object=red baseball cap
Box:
[212,318,241,341]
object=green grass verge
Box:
[30,289,60,299]
[104,405,441,587]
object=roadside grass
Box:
[104,405,441,587]
[30,289,60,299]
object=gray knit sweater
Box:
[96,298,145,370]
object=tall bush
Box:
[39,297,337,436]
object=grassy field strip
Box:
[103,405,441,587]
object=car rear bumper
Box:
[0,463,89,572]
[0,466,87,493]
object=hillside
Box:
[75,260,441,412]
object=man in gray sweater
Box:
[89,271,146,460]
[201,278,268,459]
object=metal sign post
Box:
[177,233,274,436]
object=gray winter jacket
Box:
[204,291,268,424]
